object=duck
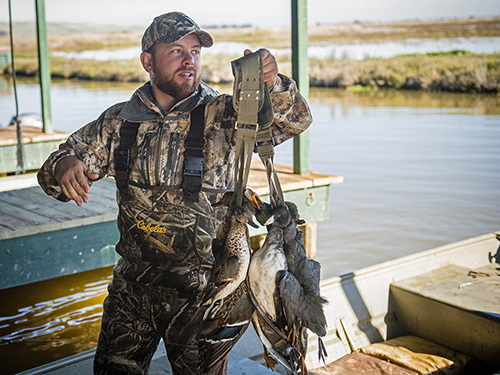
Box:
[248,201,328,374]
[175,189,261,374]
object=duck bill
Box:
[244,188,263,210]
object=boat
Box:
[17,230,500,374]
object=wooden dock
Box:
[0,160,342,289]
[0,125,68,174]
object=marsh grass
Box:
[4,52,499,93]
[1,18,499,93]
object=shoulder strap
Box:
[182,103,206,201]
[115,121,139,191]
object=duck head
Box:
[212,189,263,228]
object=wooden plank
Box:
[0,191,74,223]
[0,200,58,230]
[0,173,39,192]
[27,187,116,219]
[0,126,67,146]
[0,185,118,240]
[0,162,339,241]
[0,213,118,241]
[248,160,342,195]
[88,179,117,200]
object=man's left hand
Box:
[244,48,278,86]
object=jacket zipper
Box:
[155,120,166,185]
[166,132,179,186]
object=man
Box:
[38,11,312,375]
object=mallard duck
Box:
[248,202,328,374]
[176,189,261,374]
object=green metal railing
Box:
[291,0,309,175]
[35,0,53,134]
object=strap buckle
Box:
[183,154,203,178]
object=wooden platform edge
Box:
[0,173,39,192]
[0,212,118,241]
[0,125,68,146]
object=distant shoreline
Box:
[1,18,499,94]
[2,50,499,94]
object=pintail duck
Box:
[176,189,262,374]
[248,201,328,374]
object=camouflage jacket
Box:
[38,75,312,290]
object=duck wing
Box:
[279,270,328,338]
[198,282,254,371]
[281,203,328,337]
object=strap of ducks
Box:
[231,51,284,210]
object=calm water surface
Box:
[0,77,500,372]
[1,77,500,278]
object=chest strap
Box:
[115,104,207,196]
[182,103,206,201]
[115,121,140,191]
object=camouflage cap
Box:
[141,12,213,52]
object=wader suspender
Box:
[115,121,139,191]
[182,103,206,201]
[114,104,207,198]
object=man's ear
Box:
[140,51,154,73]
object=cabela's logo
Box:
[137,220,166,234]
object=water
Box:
[0,266,112,374]
[1,77,500,276]
[1,77,499,371]
[50,37,500,61]
[304,89,500,278]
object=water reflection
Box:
[0,266,112,374]
[309,87,500,116]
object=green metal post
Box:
[35,0,53,134]
[291,0,309,175]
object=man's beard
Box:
[152,59,199,101]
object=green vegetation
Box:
[309,52,500,93]
[1,18,500,93]
[3,51,499,94]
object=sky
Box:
[1,0,499,29]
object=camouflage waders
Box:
[38,76,312,374]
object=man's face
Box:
[149,33,202,101]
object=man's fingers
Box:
[76,171,91,194]
[75,172,90,203]
[54,157,96,206]
[260,48,271,59]
[60,179,83,206]
[260,49,278,85]
[86,170,100,181]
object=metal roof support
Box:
[291,0,309,175]
[35,0,53,134]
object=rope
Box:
[8,0,25,174]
